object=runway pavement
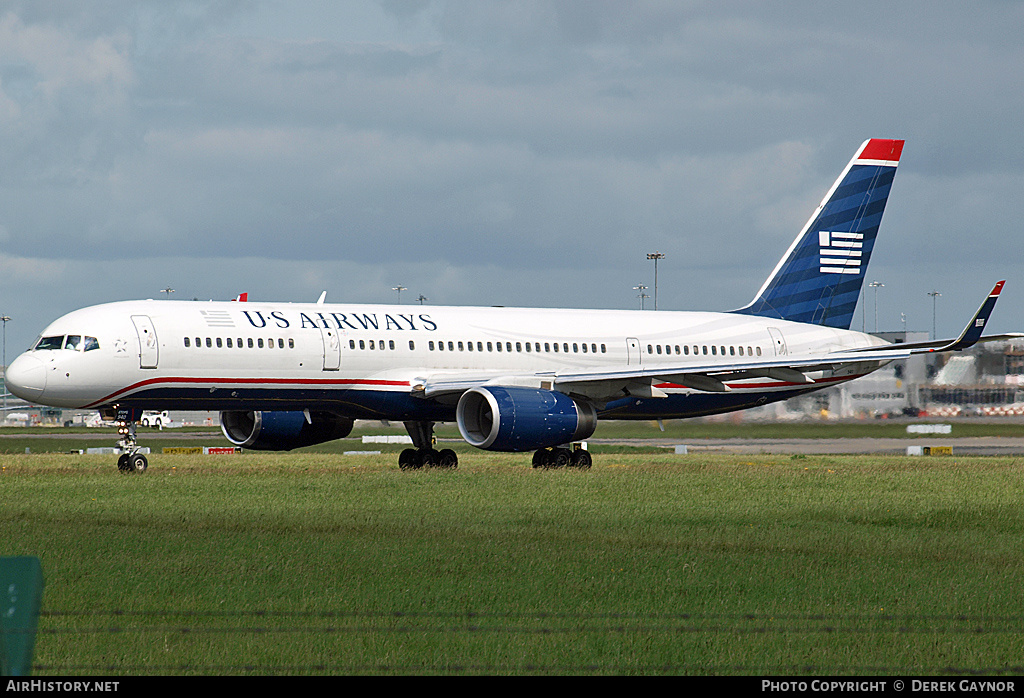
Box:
[5,430,1024,456]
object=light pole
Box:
[392,285,407,304]
[928,290,941,340]
[633,284,649,310]
[1,315,9,418]
[860,287,865,333]
[417,295,428,305]
[647,251,665,310]
[868,281,884,332]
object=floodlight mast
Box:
[1,315,9,417]
[632,284,648,310]
[868,281,884,332]
[647,251,665,310]
[928,290,941,340]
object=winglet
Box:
[933,280,1006,352]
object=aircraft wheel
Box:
[570,450,592,469]
[128,453,148,473]
[419,448,438,468]
[117,454,131,472]
[437,449,458,469]
[533,448,571,469]
[399,448,421,471]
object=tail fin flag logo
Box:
[819,231,864,274]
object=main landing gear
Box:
[532,445,592,469]
[399,420,458,471]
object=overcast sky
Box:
[1,1,1022,354]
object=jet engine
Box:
[456,386,597,452]
[220,410,354,451]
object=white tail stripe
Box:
[855,158,900,167]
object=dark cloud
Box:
[0,0,1022,354]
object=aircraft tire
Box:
[399,448,421,471]
[117,454,131,472]
[533,448,572,469]
[437,449,458,469]
[570,450,592,469]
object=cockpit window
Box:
[35,336,65,351]
[33,334,100,352]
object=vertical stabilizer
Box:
[732,138,903,329]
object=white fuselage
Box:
[5,299,889,420]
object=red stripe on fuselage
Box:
[85,376,412,408]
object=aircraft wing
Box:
[553,348,913,396]
[557,280,1018,396]
[415,346,913,401]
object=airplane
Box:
[4,138,1020,472]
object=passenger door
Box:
[767,327,788,356]
[320,326,341,371]
[131,315,159,369]
[626,337,641,365]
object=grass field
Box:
[3,448,1024,676]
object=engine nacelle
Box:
[456,386,597,452]
[220,410,354,451]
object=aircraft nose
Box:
[5,354,46,401]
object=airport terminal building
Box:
[789,333,1024,420]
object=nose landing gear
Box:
[117,450,149,473]
[111,407,149,473]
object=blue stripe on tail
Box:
[732,139,902,330]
